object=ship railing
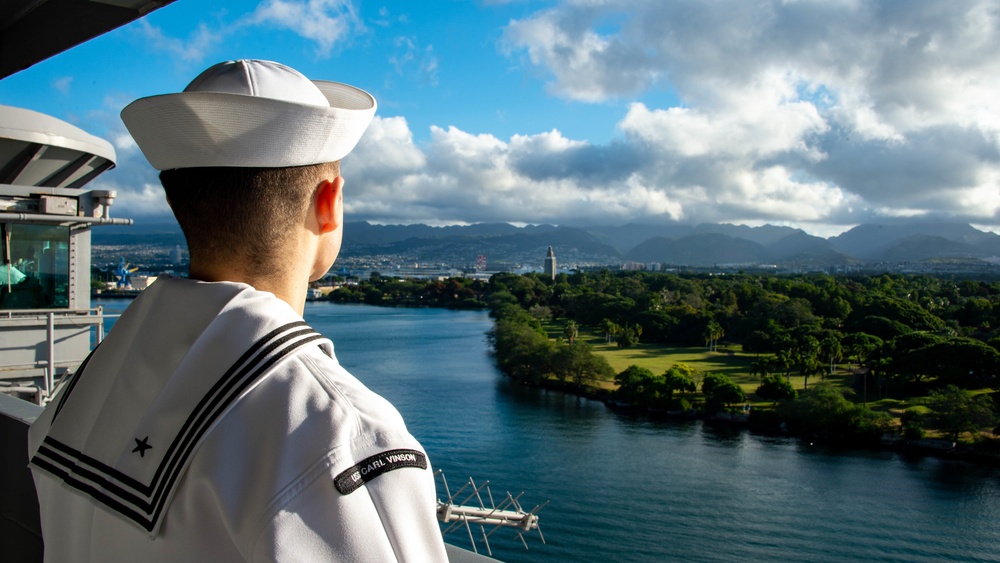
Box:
[0,307,119,403]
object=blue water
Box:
[97,300,1000,562]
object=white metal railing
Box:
[0,307,118,403]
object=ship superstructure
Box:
[0,105,132,403]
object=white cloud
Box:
[137,20,223,62]
[388,36,439,86]
[100,0,1000,235]
[503,7,660,102]
[52,77,73,95]
[497,0,1000,230]
[136,1,364,63]
[247,0,362,57]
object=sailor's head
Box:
[120,60,374,280]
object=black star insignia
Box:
[132,436,152,458]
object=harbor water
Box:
[97,300,1000,562]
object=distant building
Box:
[543,246,557,281]
[131,275,157,291]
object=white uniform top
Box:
[28,277,448,562]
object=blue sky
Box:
[2,0,1000,238]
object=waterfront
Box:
[97,300,1000,562]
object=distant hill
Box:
[626,233,772,266]
[346,224,620,264]
[90,218,1000,270]
[584,222,802,253]
[880,235,982,262]
[691,223,802,246]
[583,223,694,253]
[828,222,998,260]
[767,232,853,266]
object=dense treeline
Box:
[484,270,1000,389]
[481,270,1000,446]
[321,269,1000,446]
[324,273,489,309]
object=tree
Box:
[704,320,724,351]
[555,340,615,391]
[926,338,1000,389]
[819,333,843,381]
[617,325,639,348]
[756,375,797,402]
[928,385,997,442]
[528,305,552,321]
[849,315,912,342]
[900,409,925,440]
[487,317,554,385]
[701,372,726,397]
[774,349,793,379]
[663,364,697,403]
[564,320,579,344]
[702,372,745,414]
[614,365,660,406]
[781,384,890,444]
[750,356,771,381]
[715,381,746,405]
[600,318,617,343]
[792,334,821,390]
[844,333,883,368]
[887,332,946,384]
[744,329,773,355]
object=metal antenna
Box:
[435,470,548,556]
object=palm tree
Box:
[703,320,724,352]
[600,318,615,343]
[750,356,772,382]
[564,320,579,344]
[819,335,842,381]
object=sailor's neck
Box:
[188,265,307,315]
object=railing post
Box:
[96,305,105,344]
[46,312,54,399]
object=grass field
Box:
[545,322,857,402]
[537,321,1000,442]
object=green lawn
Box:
[538,322,1000,440]
[546,323,980,414]
[558,324,859,401]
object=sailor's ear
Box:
[315,176,344,234]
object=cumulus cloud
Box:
[137,20,223,62]
[104,0,1000,235]
[246,0,362,57]
[137,0,364,63]
[495,0,1000,231]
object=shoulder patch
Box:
[334,449,427,495]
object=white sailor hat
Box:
[121,59,376,170]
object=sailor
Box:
[28,60,448,562]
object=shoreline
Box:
[518,375,1000,468]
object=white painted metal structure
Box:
[437,471,548,556]
[0,105,129,403]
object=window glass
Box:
[1,224,70,309]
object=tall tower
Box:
[543,246,556,281]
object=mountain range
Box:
[93,220,1000,269]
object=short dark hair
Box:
[160,162,338,276]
